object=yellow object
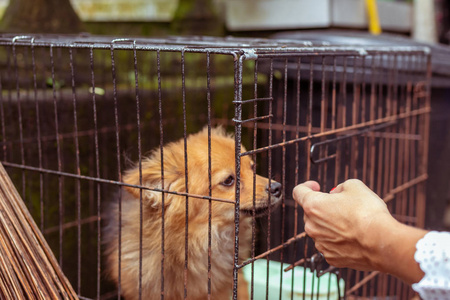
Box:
[366,0,382,35]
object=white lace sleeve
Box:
[412,231,450,299]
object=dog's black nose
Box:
[266,181,282,198]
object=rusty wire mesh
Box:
[0,34,431,299]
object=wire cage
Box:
[0,34,431,299]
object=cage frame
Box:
[0,34,432,300]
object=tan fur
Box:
[104,127,281,300]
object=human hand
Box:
[293,179,397,271]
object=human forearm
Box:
[369,216,427,285]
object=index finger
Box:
[292,181,321,206]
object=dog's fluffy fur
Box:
[104,127,281,300]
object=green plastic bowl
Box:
[242,259,344,300]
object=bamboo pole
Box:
[0,163,77,299]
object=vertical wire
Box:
[370,273,376,299]
[290,56,301,300]
[251,58,258,300]
[407,53,416,228]
[232,54,243,300]
[361,57,368,185]
[395,55,405,226]
[404,55,413,228]
[386,54,397,298]
[320,56,330,299]
[88,46,102,300]
[131,43,143,300]
[351,56,359,179]
[181,50,189,300]
[416,52,424,231]
[40,47,50,222]
[0,70,5,161]
[337,271,342,300]
[383,54,393,199]
[306,59,313,181]
[378,54,388,300]
[5,47,12,162]
[332,57,340,188]
[307,59,315,300]
[157,50,165,300]
[331,57,337,131]
[402,281,409,300]
[376,55,384,196]
[69,47,82,295]
[400,55,410,226]
[279,58,288,300]
[389,54,399,195]
[405,55,415,225]
[318,56,326,188]
[49,45,64,268]
[232,54,239,300]
[404,77,414,293]
[369,55,377,190]
[110,43,122,299]
[411,54,419,223]
[419,50,432,229]
[12,42,26,200]
[342,57,350,181]
[325,60,331,195]
[353,57,362,290]
[326,272,331,300]
[367,53,375,196]
[304,59,315,300]
[335,56,345,186]
[302,238,308,300]
[389,55,399,300]
[206,51,212,300]
[402,54,415,232]
[265,58,274,300]
[30,40,44,232]
[342,57,348,129]
[343,57,353,291]
[23,43,33,231]
[22,46,31,102]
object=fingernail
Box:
[330,187,336,192]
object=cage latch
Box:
[284,252,339,277]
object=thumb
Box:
[292,181,321,206]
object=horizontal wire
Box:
[2,36,430,57]
[43,216,98,235]
[345,271,380,296]
[383,174,428,203]
[1,162,235,204]
[237,232,307,269]
[240,106,430,157]
[232,97,273,104]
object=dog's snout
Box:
[266,181,282,198]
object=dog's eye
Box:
[221,175,235,187]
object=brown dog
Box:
[104,127,282,299]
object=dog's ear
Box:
[123,150,184,208]
[123,160,163,208]
[200,125,232,138]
